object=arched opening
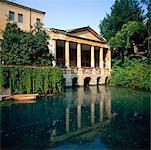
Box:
[105,76,109,84]
[72,77,78,88]
[63,78,66,87]
[97,77,100,85]
[84,77,91,87]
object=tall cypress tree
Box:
[99,0,144,40]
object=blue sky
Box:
[14,0,146,33]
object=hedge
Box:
[0,66,63,94]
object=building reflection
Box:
[50,86,111,145]
[1,86,111,149]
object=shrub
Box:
[0,66,63,94]
[109,60,151,90]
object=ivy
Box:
[0,66,63,94]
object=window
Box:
[36,18,40,27]
[9,11,14,21]
[18,14,23,23]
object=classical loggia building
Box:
[46,26,111,86]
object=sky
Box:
[12,0,115,33]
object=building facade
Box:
[46,26,111,86]
[0,0,45,64]
[0,1,111,87]
[0,0,45,39]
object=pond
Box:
[0,86,150,150]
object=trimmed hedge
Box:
[0,66,63,94]
[109,60,151,90]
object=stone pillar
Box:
[108,49,111,71]
[91,46,95,68]
[106,48,111,70]
[77,43,81,68]
[66,108,70,133]
[77,69,84,86]
[65,41,70,68]
[99,47,103,69]
[49,39,56,66]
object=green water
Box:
[0,86,150,149]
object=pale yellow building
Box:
[0,0,45,39]
[0,0,111,86]
[46,26,111,86]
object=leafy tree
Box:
[140,0,151,50]
[109,21,147,62]
[109,21,147,51]
[99,0,144,40]
[1,23,53,65]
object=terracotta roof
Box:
[0,0,45,14]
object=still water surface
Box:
[1,86,150,149]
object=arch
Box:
[105,76,109,84]
[63,78,66,86]
[97,77,100,85]
[72,77,78,88]
[84,77,91,87]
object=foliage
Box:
[0,66,63,94]
[109,59,151,90]
[109,21,147,51]
[99,0,144,39]
[1,23,53,65]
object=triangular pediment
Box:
[67,26,106,42]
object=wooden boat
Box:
[10,94,39,101]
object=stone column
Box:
[91,46,95,68]
[77,43,81,68]
[108,49,111,70]
[66,108,70,133]
[65,41,70,68]
[49,39,56,66]
[106,49,111,70]
[99,47,103,69]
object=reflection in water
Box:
[0,86,150,149]
[62,86,111,138]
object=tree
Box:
[109,21,147,63]
[140,0,151,50]
[99,0,144,40]
[1,23,53,65]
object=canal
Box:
[0,86,150,149]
